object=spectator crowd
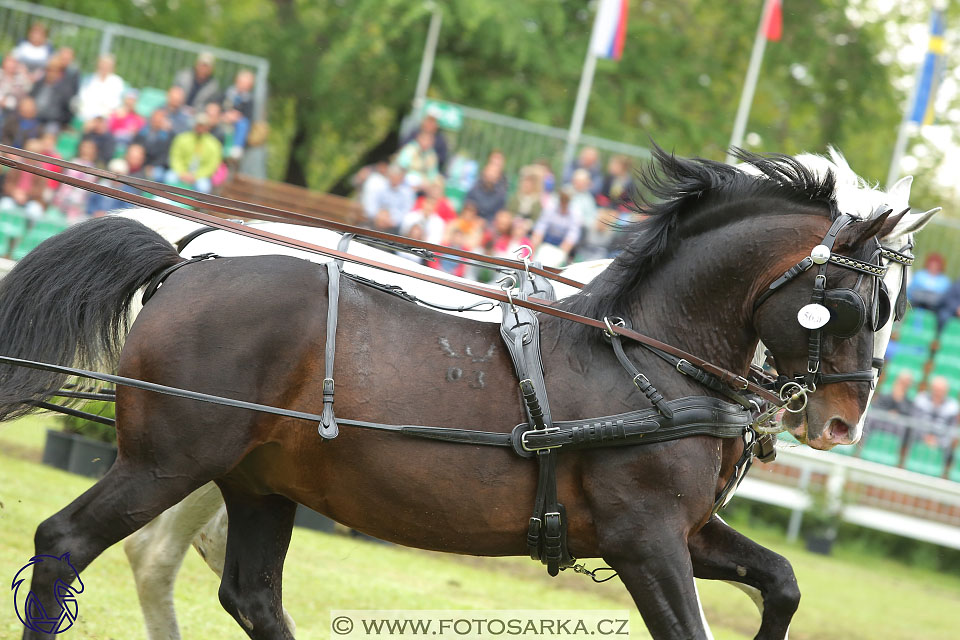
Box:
[864,250,960,477]
[353,108,638,275]
[0,22,262,229]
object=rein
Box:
[0,146,783,406]
[0,144,582,287]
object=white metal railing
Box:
[734,443,960,550]
[0,0,270,121]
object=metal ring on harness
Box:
[779,381,808,413]
[603,316,625,338]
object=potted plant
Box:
[60,400,118,478]
[802,481,844,555]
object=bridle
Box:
[752,211,914,423]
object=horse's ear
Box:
[884,206,941,240]
[877,208,911,239]
[844,209,893,247]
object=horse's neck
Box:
[622,217,810,387]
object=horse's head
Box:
[749,156,939,449]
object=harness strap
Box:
[609,334,674,419]
[141,253,217,305]
[0,147,783,405]
[319,260,341,439]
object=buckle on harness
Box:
[521,426,562,452]
[322,377,335,400]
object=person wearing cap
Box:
[166,113,223,193]
[175,52,221,111]
[30,55,75,130]
[108,89,146,144]
[78,54,125,121]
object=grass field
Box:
[2,415,960,639]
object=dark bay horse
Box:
[0,151,908,639]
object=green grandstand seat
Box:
[903,441,946,477]
[445,185,467,211]
[9,221,67,260]
[55,131,81,160]
[0,208,28,239]
[940,319,960,354]
[897,308,937,350]
[930,354,960,387]
[878,352,928,396]
[135,87,167,118]
[860,430,902,466]
[43,206,66,222]
[902,307,938,335]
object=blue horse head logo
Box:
[11,553,84,635]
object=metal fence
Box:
[0,0,269,121]
[405,99,652,185]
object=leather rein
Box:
[0,145,785,407]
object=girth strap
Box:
[319,260,341,439]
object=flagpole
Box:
[885,71,922,190]
[563,44,599,171]
[725,0,776,164]
[412,2,443,114]
[886,3,945,189]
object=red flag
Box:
[766,0,783,42]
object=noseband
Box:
[754,212,914,409]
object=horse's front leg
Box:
[585,456,714,639]
[688,515,800,640]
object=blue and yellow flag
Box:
[910,8,946,125]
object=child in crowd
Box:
[52,138,98,221]
[446,200,484,250]
[108,89,145,144]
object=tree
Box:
[47,0,917,199]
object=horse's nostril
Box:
[827,418,852,444]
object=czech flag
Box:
[910,8,946,125]
[590,0,629,61]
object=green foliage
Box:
[58,400,116,444]
[44,1,943,207]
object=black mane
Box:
[560,146,838,330]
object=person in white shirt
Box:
[13,23,53,81]
[360,161,389,220]
[78,54,125,121]
[911,376,960,450]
